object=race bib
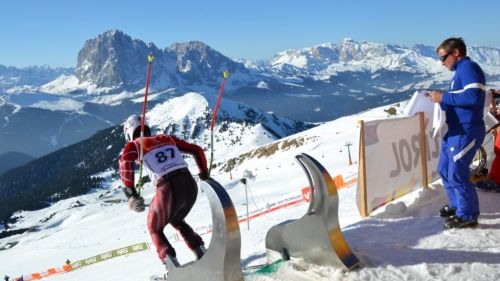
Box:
[143,145,187,181]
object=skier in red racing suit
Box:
[119,114,208,271]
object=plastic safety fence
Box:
[71,242,150,270]
[9,265,72,281]
[9,242,150,281]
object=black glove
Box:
[198,171,210,181]
[128,196,145,212]
[123,187,145,212]
[141,175,151,183]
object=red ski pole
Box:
[209,70,230,175]
[137,52,154,194]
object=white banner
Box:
[360,115,425,214]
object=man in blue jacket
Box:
[429,37,486,228]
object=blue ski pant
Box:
[438,127,485,220]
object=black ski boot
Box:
[192,245,206,260]
[439,205,456,218]
[163,255,180,272]
[444,216,478,228]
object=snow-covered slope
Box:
[1,101,499,281]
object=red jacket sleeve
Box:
[170,135,208,174]
[119,142,138,188]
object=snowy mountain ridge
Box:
[145,92,313,163]
[267,38,500,78]
[19,31,499,122]
[5,32,500,98]
[271,39,420,71]
[0,64,73,92]
[0,86,311,157]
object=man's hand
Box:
[141,175,151,183]
[428,91,443,103]
[128,196,145,212]
[198,171,210,181]
[135,175,151,189]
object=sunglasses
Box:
[439,52,451,62]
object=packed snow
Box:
[1,101,499,281]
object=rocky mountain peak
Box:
[73,31,252,92]
[165,40,249,83]
[75,29,159,89]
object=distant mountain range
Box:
[0,65,73,92]
[1,30,500,160]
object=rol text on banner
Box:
[357,115,425,215]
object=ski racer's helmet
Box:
[123,114,151,142]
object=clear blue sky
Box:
[1,0,499,67]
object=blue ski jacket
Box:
[440,57,486,133]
